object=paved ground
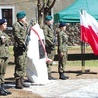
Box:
[23,79,98,98]
[5,65,98,98]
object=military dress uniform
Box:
[57,22,69,80]
[13,21,27,78]
[42,15,55,79]
[0,31,10,83]
[13,11,30,89]
[0,19,11,96]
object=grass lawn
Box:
[67,60,98,67]
[68,45,93,54]
[9,45,98,67]
[67,46,98,67]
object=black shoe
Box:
[15,85,23,89]
[0,90,7,96]
[15,79,23,89]
[1,83,11,95]
[0,84,7,96]
[59,73,69,80]
[3,89,11,95]
[48,73,56,80]
[60,75,69,80]
[21,78,30,88]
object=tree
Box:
[44,0,56,18]
[37,0,44,26]
[37,0,56,26]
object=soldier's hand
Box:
[23,44,27,51]
[0,36,5,44]
[60,52,64,57]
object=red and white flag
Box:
[80,10,98,55]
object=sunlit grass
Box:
[8,46,98,67]
[67,46,98,67]
[67,60,98,67]
[68,45,93,54]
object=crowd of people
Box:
[0,11,70,96]
[66,23,80,46]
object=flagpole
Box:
[80,9,85,72]
[77,9,86,76]
[81,41,85,72]
[77,9,97,76]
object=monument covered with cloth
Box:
[26,23,49,84]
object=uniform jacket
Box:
[0,30,10,58]
[13,21,27,50]
[58,29,68,53]
[42,24,54,50]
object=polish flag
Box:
[80,10,98,55]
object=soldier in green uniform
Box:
[57,22,69,80]
[0,19,11,95]
[13,11,30,89]
[42,15,55,79]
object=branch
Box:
[48,0,56,10]
[40,2,45,11]
[37,0,45,11]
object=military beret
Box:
[59,22,66,28]
[45,15,52,21]
[16,11,26,19]
[0,18,7,25]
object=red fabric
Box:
[80,10,98,55]
[81,25,98,55]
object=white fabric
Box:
[80,10,98,32]
[80,10,98,55]
[26,23,49,84]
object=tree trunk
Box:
[37,0,44,26]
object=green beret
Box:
[16,11,26,19]
[45,15,52,21]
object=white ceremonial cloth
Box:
[26,23,49,84]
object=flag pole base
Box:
[82,66,85,72]
[64,69,97,76]
[76,69,97,76]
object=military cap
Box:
[16,11,26,19]
[45,15,52,21]
[59,22,66,28]
[0,18,7,25]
